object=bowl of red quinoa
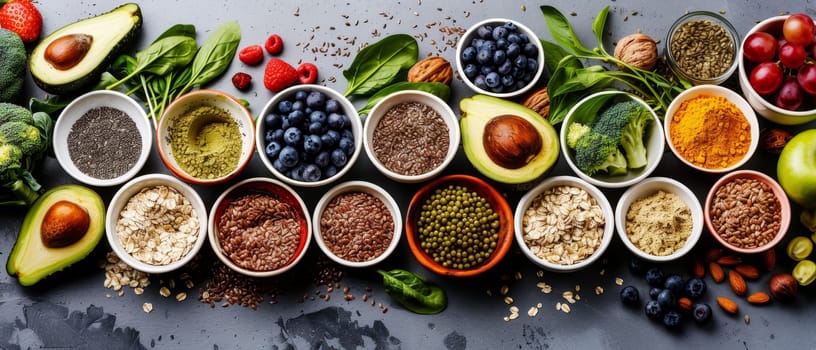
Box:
[54,90,152,187]
[312,181,402,267]
[105,174,208,274]
[704,170,791,254]
[363,90,460,183]
[208,177,312,277]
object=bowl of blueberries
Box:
[256,84,362,187]
[456,18,545,98]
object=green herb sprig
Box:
[377,269,447,315]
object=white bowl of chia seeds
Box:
[363,90,460,183]
[54,90,152,187]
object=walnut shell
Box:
[614,33,658,71]
[520,87,550,119]
[408,56,453,85]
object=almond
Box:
[692,257,705,278]
[709,261,725,283]
[717,296,739,314]
[704,247,723,262]
[717,255,742,266]
[735,264,761,280]
[729,270,748,296]
[762,249,776,271]
[746,292,771,305]
[677,297,693,313]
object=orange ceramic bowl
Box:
[405,174,514,277]
[704,170,791,254]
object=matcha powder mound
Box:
[169,105,242,179]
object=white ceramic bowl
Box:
[312,181,402,267]
[105,174,208,274]
[455,18,545,98]
[514,176,614,272]
[156,89,255,185]
[208,177,312,277]
[560,91,664,189]
[615,177,704,262]
[363,90,460,183]
[664,85,759,173]
[256,84,362,187]
[738,15,816,125]
[54,90,152,187]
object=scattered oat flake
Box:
[631,10,639,15]
[575,285,581,292]
[536,270,544,278]
[500,285,509,295]
[134,287,144,295]
[176,292,187,302]
[504,296,514,305]
[720,10,726,14]
[160,287,171,297]
[515,272,523,280]
[600,269,605,276]
[142,303,153,313]
[556,302,562,311]
[595,286,604,295]
[105,294,111,298]
[527,306,538,317]
[561,304,571,313]
[615,277,624,285]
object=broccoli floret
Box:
[574,131,628,176]
[0,105,52,206]
[0,122,46,158]
[566,122,591,149]
[0,28,26,103]
[593,100,652,169]
[0,103,34,125]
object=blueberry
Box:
[645,268,665,287]
[272,158,289,173]
[476,24,493,39]
[477,47,493,65]
[338,137,354,156]
[523,42,538,57]
[308,121,327,134]
[644,300,664,321]
[314,151,331,168]
[619,286,640,306]
[518,32,530,43]
[497,60,513,75]
[495,38,508,50]
[331,148,347,167]
[283,127,302,146]
[265,141,282,159]
[485,72,500,88]
[527,58,539,73]
[514,54,528,68]
[480,65,495,76]
[473,75,487,90]
[299,149,313,164]
[629,257,649,276]
[663,274,685,295]
[294,90,308,101]
[278,146,299,168]
[301,163,322,182]
[482,40,497,52]
[305,107,313,115]
[493,50,507,65]
[288,165,305,181]
[327,113,344,130]
[287,110,306,126]
[684,277,707,300]
[303,134,322,154]
[277,100,293,114]
[326,98,342,113]
[461,46,477,62]
[656,289,676,309]
[501,74,514,87]
[501,21,518,31]
[649,287,662,300]
[507,33,520,43]
[321,130,340,148]
[306,91,326,109]
[264,113,283,129]
[506,42,521,57]
[492,26,508,40]
[292,100,306,111]
[692,303,712,323]
[309,110,327,124]
[324,165,339,178]
[264,129,282,143]
[471,38,485,49]
[464,63,479,79]
[341,129,354,141]
[662,310,683,330]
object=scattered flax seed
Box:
[595,286,604,295]
[570,11,577,16]
[615,277,624,286]
[160,287,171,298]
[744,315,750,324]
[624,15,628,22]
[142,303,153,313]
[631,10,639,16]
[382,307,388,314]
[176,292,187,302]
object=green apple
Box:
[778,129,816,208]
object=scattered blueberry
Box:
[684,277,707,300]
[645,268,665,287]
[644,300,664,321]
[692,303,712,324]
[620,286,640,306]
[656,289,676,309]
[649,287,662,300]
[662,310,683,330]
[629,258,649,276]
[663,274,685,295]
[283,127,302,146]
[279,146,299,168]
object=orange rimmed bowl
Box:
[405,174,513,277]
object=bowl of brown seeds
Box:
[664,11,740,85]
[312,180,402,267]
[208,177,312,277]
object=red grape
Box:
[779,43,807,69]
[783,13,816,46]
[775,79,804,110]
[797,63,816,95]
[743,32,778,63]
[750,62,784,95]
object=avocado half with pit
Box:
[460,94,560,185]
[7,184,105,286]
[29,3,142,95]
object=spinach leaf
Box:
[540,39,580,76]
[182,20,241,91]
[342,34,418,97]
[358,82,450,115]
[155,24,196,41]
[106,36,197,89]
[377,269,447,315]
[591,6,610,54]
[540,5,595,57]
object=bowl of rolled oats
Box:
[106,174,208,274]
[208,177,312,277]
[513,175,614,272]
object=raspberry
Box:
[238,45,264,65]
[265,34,284,55]
[297,63,319,84]
[231,72,252,91]
[263,58,298,92]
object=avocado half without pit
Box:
[460,94,560,185]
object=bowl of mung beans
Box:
[312,181,402,267]
[704,170,791,254]
[208,177,312,277]
[405,174,514,277]
[514,175,614,272]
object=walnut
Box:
[520,87,550,119]
[408,56,452,85]
[614,33,658,71]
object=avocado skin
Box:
[29,3,142,95]
[6,184,105,286]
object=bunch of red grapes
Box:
[744,13,816,111]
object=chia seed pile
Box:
[67,106,142,179]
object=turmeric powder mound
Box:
[669,95,750,169]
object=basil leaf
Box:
[591,6,610,53]
[342,34,418,97]
[550,66,611,97]
[140,36,198,76]
[358,82,450,115]
[155,24,195,42]
[183,20,241,89]
[377,269,447,315]
[540,5,595,57]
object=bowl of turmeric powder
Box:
[664,85,759,173]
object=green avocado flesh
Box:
[460,94,560,184]
[6,184,105,286]
[29,3,142,95]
